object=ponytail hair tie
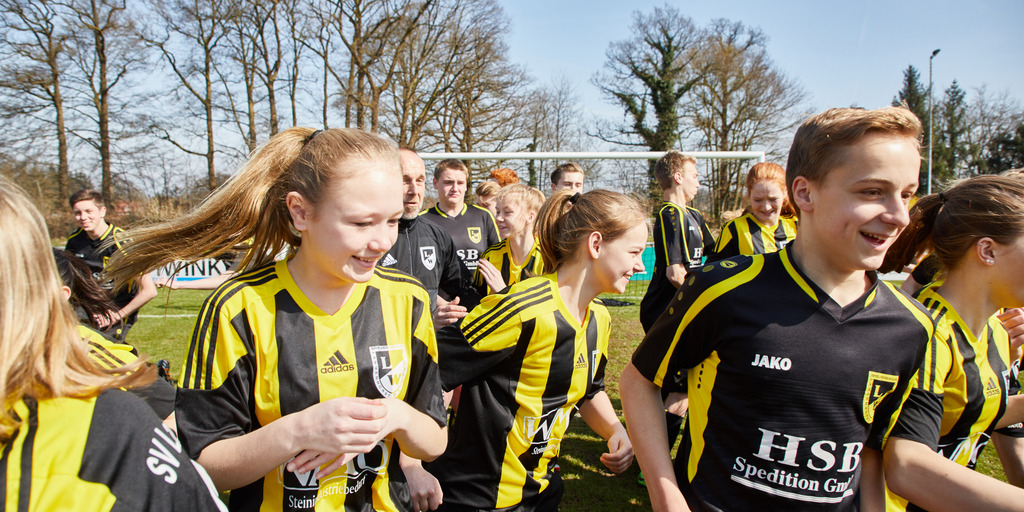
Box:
[568,192,581,204]
[304,129,323,145]
[938,192,945,204]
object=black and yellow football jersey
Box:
[472,238,545,296]
[639,202,715,332]
[421,204,500,274]
[0,390,225,511]
[430,274,610,509]
[886,286,1011,511]
[175,260,445,512]
[710,213,797,261]
[65,225,141,331]
[632,249,933,511]
[79,324,176,419]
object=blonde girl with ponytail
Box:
[107,128,447,512]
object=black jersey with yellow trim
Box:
[639,202,715,333]
[632,248,933,511]
[0,390,225,511]
[885,287,1011,511]
[65,225,141,326]
[176,260,444,512]
[472,238,545,296]
[430,273,610,509]
[710,213,797,261]
[420,203,500,274]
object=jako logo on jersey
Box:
[371,345,408,398]
[420,246,436,271]
[147,423,183,484]
[751,354,792,371]
[524,405,575,446]
[862,371,898,423]
[321,350,354,374]
[467,226,482,244]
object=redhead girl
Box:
[106,128,446,511]
[711,162,797,261]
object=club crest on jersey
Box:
[420,246,436,271]
[370,345,408,398]
[862,371,898,423]
[467,226,482,244]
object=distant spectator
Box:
[489,167,519,187]
[550,162,585,192]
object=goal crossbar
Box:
[418,151,765,162]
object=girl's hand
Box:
[600,429,634,474]
[287,397,389,474]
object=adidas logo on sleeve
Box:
[320,350,355,374]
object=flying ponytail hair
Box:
[53,249,119,328]
[535,189,647,274]
[881,175,1024,274]
[105,128,399,290]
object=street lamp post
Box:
[928,48,941,195]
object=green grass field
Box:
[127,287,1007,510]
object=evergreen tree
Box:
[986,122,1024,172]
[934,80,970,182]
[892,65,930,191]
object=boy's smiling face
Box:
[792,133,920,275]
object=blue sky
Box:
[501,0,1023,122]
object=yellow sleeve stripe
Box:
[779,249,818,302]
[655,257,764,384]
[884,282,934,336]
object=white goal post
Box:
[417,150,766,162]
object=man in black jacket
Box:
[381,149,479,327]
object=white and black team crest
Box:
[420,246,437,271]
[370,345,408,398]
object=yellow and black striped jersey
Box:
[472,238,545,296]
[175,260,445,512]
[79,324,176,419]
[0,390,225,511]
[886,286,1011,511]
[430,274,610,509]
[710,213,797,261]
[632,249,933,511]
[640,202,715,332]
[80,324,138,369]
[66,225,140,327]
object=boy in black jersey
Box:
[640,151,715,332]
[422,159,500,276]
[638,151,715,475]
[622,107,932,511]
[65,189,156,341]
